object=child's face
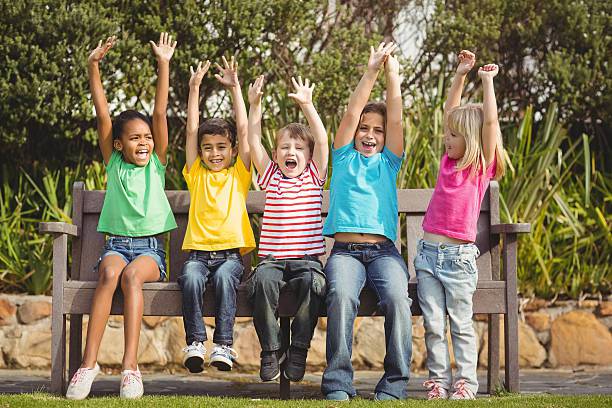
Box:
[445,127,466,159]
[354,112,385,157]
[114,119,154,166]
[272,131,311,178]
[199,134,237,172]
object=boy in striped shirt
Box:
[247,75,328,383]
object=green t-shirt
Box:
[97,150,177,236]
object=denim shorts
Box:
[96,236,167,281]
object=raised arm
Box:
[185,60,211,170]
[247,75,270,174]
[384,55,403,156]
[87,36,116,165]
[444,50,475,120]
[334,42,397,149]
[215,56,250,168]
[288,76,328,179]
[478,64,501,166]
[149,32,177,165]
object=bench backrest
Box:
[70,182,500,283]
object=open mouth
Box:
[209,158,223,164]
[285,159,297,170]
[135,149,149,159]
[362,141,376,151]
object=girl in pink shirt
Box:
[415,50,506,400]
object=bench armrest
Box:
[491,223,531,234]
[39,222,79,237]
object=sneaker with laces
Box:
[182,341,206,373]
[209,344,238,371]
[259,349,286,382]
[283,346,308,382]
[65,363,100,400]
[423,379,449,400]
[119,368,143,399]
[449,379,476,400]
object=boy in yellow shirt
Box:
[179,57,255,373]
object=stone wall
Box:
[1,294,611,371]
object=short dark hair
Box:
[275,123,314,153]
[198,118,237,147]
[112,110,152,140]
[360,101,387,133]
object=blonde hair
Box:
[446,103,505,179]
[275,123,315,153]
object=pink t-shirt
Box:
[422,153,496,242]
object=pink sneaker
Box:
[120,367,143,399]
[65,363,100,400]
[423,379,449,400]
[449,379,476,400]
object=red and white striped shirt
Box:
[257,161,326,259]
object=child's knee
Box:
[97,266,121,286]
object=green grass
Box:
[0,394,611,407]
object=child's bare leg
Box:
[120,256,161,370]
[81,255,127,368]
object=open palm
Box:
[150,32,177,62]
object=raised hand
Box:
[456,50,476,75]
[88,36,116,64]
[248,75,265,105]
[385,54,400,76]
[288,76,314,106]
[368,41,398,72]
[478,63,499,80]
[150,32,177,63]
[189,60,211,88]
[214,56,239,88]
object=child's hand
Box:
[385,54,400,75]
[214,56,240,88]
[456,50,476,75]
[150,32,177,63]
[288,76,314,106]
[88,36,116,64]
[478,64,499,80]
[189,60,211,88]
[248,75,265,105]
[368,41,397,73]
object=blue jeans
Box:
[96,236,167,281]
[414,239,479,394]
[321,240,413,399]
[178,249,244,346]
[248,255,326,351]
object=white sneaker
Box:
[423,379,449,400]
[120,368,143,399]
[65,363,100,400]
[182,341,206,373]
[449,379,476,400]
[209,344,238,371]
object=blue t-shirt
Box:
[323,143,403,241]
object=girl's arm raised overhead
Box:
[478,64,501,166]
[334,42,397,150]
[247,75,270,174]
[288,76,328,179]
[384,54,403,156]
[150,32,177,165]
[215,56,250,169]
[444,50,475,120]
[87,36,116,165]
[185,60,211,170]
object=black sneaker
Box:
[259,349,286,382]
[283,346,308,382]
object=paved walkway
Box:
[1,368,611,399]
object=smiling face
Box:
[113,118,154,166]
[199,133,237,171]
[444,126,467,159]
[354,112,385,157]
[273,130,311,178]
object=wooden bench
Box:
[40,181,529,399]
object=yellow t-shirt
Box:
[182,156,255,254]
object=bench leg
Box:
[68,314,83,382]
[503,234,520,393]
[280,317,290,400]
[487,314,501,394]
[50,312,66,394]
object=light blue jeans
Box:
[321,241,413,399]
[414,239,479,394]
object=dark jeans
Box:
[177,249,244,346]
[248,255,326,352]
